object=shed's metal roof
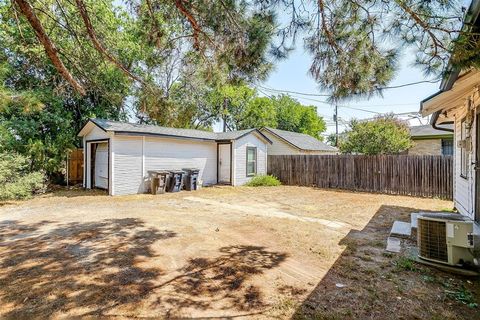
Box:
[87,119,271,142]
[409,124,454,138]
[262,127,337,151]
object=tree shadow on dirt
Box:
[157,245,288,314]
[0,219,288,318]
[0,218,175,319]
[291,205,480,320]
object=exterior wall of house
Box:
[111,135,144,196]
[144,136,217,188]
[110,135,218,195]
[453,104,476,220]
[232,133,268,186]
[85,126,108,141]
[408,139,442,155]
[261,130,336,155]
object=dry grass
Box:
[0,186,478,319]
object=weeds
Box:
[395,256,417,271]
[445,286,478,309]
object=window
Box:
[460,119,468,179]
[441,139,453,156]
[246,147,257,176]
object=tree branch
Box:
[13,0,86,95]
[174,0,201,50]
[74,0,145,85]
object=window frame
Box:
[460,118,468,179]
[246,146,257,177]
[441,139,453,156]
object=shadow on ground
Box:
[0,218,287,318]
[292,205,480,320]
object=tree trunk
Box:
[13,0,86,95]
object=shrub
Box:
[245,175,281,187]
[0,152,44,201]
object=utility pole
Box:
[334,104,339,146]
[223,98,228,132]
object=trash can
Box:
[183,168,200,191]
[149,170,169,195]
[167,170,184,192]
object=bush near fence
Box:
[267,155,453,200]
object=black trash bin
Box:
[149,170,169,194]
[167,170,184,192]
[183,168,200,191]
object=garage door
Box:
[94,143,108,189]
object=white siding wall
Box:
[85,126,109,141]
[112,136,143,195]
[110,135,217,195]
[454,106,475,220]
[233,133,268,186]
[144,136,217,188]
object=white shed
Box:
[77,119,272,195]
[260,127,338,155]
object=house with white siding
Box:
[420,0,480,224]
[260,127,338,155]
[77,119,272,195]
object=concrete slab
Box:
[386,237,401,253]
[390,221,412,238]
[411,212,419,229]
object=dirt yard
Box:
[0,186,478,319]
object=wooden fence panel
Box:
[68,148,84,185]
[267,155,453,200]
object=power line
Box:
[257,85,331,97]
[257,78,440,98]
[258,87,418,115]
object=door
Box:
[218,143,231,184]
[94,143,108,189]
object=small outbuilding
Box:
[77,119,272,195]
[260,127,337,155]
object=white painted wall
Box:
[109,135,218,195]
[144,136,217,188]
[233,133,268,186]
[112,136,144,195]
[453,104,475,220]
[261,130,336,155]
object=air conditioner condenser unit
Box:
[417,213,477,267]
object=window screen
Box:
[441,139,453,156]
[246,147,257,176]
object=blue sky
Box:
[258,47,440,136]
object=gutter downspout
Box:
[431,111,454,132]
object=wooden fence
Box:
[67,148,83,185]
[268,155,453,200]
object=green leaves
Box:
[339,114,413,155]
[273,95,326,140]
[0,152,45,201]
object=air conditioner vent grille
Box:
[418,219,448,262]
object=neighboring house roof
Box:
[261,127,337,152]
[79,118,272,143]
[410,124,454,139]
